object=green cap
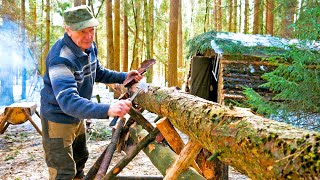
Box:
[63,5,99,31]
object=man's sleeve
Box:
[49,60,110,120]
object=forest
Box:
[0,0,319,128]
[0,0,319,179]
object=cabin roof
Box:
[187,31,320,58]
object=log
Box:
[102,127,159,180]
[95,118,126,180]
[84,146,109,180]
[113,175,163,179]
[164,139,203,180]
[128,124,205,179]
[155,117,202,174]
[133,85,320,179]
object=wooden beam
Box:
[164,139,203,180]
[155,117,202,174]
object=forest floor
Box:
[0,116,249,180]
[0,85,249,179]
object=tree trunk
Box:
[177,0,183,89]
[168,0,179,87]
[106,0,114,69]
[228,0,233,32]
[43,0,50,76]
[131,0,141,70]
[21,0,27,100]
[253,0,261,34]
[281,0,297,38]
[147,0,154,83]
[243,0,249,34]
[133,85,320,179]
[74,0,86,6]
[217,0,222,31]
[144,0,150,61]
[122,0,129,72]
[233,0,237,33]
[114,0,120,71]
[266,0,274,35]
[204,0,209,32]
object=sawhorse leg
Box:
[0,109,13,134]
[22,108,42,136]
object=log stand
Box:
[0,102,42,135]
[84,107,205,180]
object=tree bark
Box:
[122,0,129,72]
[228,0,233,32]
[253,0,261,34]
[177,0,183,88]
[114,0,120,71]
[133,85,320,179]
[106,0,114,69]
[74,0,86,6]
[43,0,50,76]
[217,0,222,31]
[131,0,141,70]
[168,0,179,87]
[266,0,274,35]
[243,0,249,34]
[146,0,154,83]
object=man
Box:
[40,5,142,179]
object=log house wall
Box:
[218,55,277,105]
[190,52,277,105]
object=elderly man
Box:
[40,5,142,179]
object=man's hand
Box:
[108,99,132,118]
[126,70,143,83]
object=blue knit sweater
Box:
[40,33,127,124]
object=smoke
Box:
[0,19,40,106]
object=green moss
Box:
[207,152,220,161]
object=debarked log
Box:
[133,85,320,179]
[128,124,206,179]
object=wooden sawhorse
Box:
[0,102,42,136]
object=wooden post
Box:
[128,124,205,179]
[84,145,109,180]
[128,108,154,133]
[95,118,126,180]
[0,109,13,134]
[156,117,202,174]
[22,108,42,135]
[102,128,159,180]
[164,139,203,180]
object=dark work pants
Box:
[41,118,89,180]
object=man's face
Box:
[65,26,95,51]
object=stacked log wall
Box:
[216,55,277,105]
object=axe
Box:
[109,82,149,126]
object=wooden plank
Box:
[155,117,202,174]
[164,139,203,180]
